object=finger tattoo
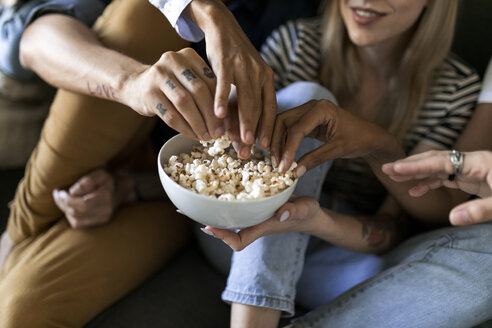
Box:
[166,80,176,90]
[182,69,196,81]
[156,103,167,116]
[203,67,215,79]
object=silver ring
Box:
[449,150,464,175]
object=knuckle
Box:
[190,79,209,94]
[148,64,163,77]
[163,111,178,126]
[173,92,190,108]
[159,51,175,62]
[179,47,195,56]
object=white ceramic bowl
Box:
[158,134,297,229]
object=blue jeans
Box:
[222,82,383,314]
[293,222,492,328]
[220,82,492,327]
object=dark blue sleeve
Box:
[0,0,110,80]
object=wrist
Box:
[185,0,230,36]
[118,63,149,109]
[364,132,405,166]
[306,207,335,237]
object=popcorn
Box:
[163,135,296,201]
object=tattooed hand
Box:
[124,47,223,141]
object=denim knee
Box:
[222,232,310,316]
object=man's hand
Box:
[382,150,492,225]
[202,196,321,251]
[186,0,277,150]
[53,169,135,229]
[124,47,223,141]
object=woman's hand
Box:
[202,196,322,251]
[382,150,492,225]
[271,99,401,176]
[53,169,135,229]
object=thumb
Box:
[450,197,492,225]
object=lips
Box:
[351,7,386,25]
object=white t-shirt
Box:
[478,58,492,103]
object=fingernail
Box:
[450,209,471,225]
[215,127,225,138]
[232,141,239,153]
[271,155,278,168]
[244,131,254,145]
[176,209,184,214]
[58,190,68,200]
[278,160,285,173]
[202,132,211,141]
[240,145,250,158]
[279,211,290,222]
[296,165,306,178]
[260,136,269,148]
[200,227,215,237]
[215,106,226,117]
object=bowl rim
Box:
[158,134,298,204]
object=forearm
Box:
[184,0,230,35]
[308,208,404,254]
[364,137,469,224]
[20,14,146,106]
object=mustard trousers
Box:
[0,0,191,326]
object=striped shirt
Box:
[261,18,482,214]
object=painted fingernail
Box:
[176,209,184,214]
[271,155,278,168]
[202,132,211,141]
[296,165,306,178]
[244,131,254,145]
[200,227,215,237]
[215,126,225,138]
[278,160,285,173]
[279,211,290,222]
[450,209,471,225]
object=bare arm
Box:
[20,14,142,104]
[205,195,406,254]
[454,103,492,151]
[272,100,468,224]
[20,14,224,140]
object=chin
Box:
[347,31,376,47]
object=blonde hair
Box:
[320,0,458,140]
